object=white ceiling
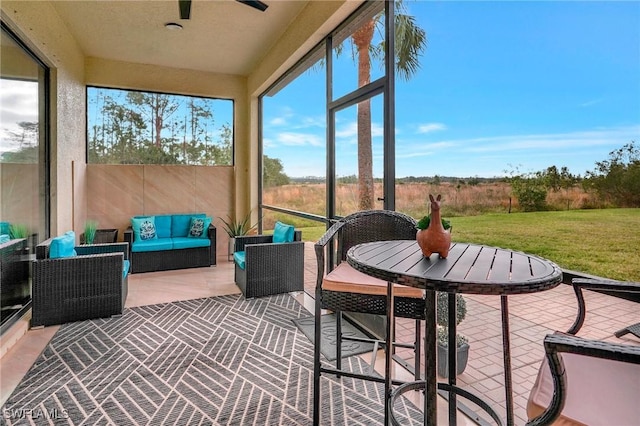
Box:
[50,0,310,76]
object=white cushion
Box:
[323,263,423,298]
[527,347,640,425]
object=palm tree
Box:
[349,0,426,209]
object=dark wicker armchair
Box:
[233,230,304,298]
[567,277,640,338]
[31,239,129,327]
[526,277,640,425]
[312,210,425,425]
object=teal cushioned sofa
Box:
[124,213,216,273]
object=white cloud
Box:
[396,141,457,159]
[335,121,384,139]
[0,80,39,153]
[335,122,357,139]
[457,126,640,153]
[267,106,295,127]
[277,132,324,147]
[300,115,325,128]
[416,123,447,134]
[580,99,603,107]
[270,117,287,126]
[262,137,274,148]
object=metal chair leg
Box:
[415,319,421,381]
[313,290,322,426]
[336,311,342,376]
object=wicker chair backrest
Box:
[336,210,417,263]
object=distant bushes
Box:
[583,142,639,208]
[506,142,640,211]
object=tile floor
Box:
[1,243,638,425]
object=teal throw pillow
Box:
[272,221,295,243]
[188,216,212,238]
[0,222,10,235]
[131,216,157,241]
[0,234,10,244]
[50,231,77,259]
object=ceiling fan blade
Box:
[236,0,268,12]
[179,0,191,19]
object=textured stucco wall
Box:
[2,1,86,236]
[84,164,233,261]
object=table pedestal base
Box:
[388,381,504,426]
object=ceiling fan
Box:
[178,0,268,20]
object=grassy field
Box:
[292,209,640,281]
[262,182,639,280]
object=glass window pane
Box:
[0,25,48,328]
[260,210,320,243]
[262,58,326,218]
[332,2,385,101]
[334,93,385,217]
[87,87,233,165]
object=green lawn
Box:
[297,209,640,281]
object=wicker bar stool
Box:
[312,210,425,425]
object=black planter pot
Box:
[437,341,470,378]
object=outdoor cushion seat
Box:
[131,239,173,252]
[123,260,130,278]
[171,237,211,250]
[233,251,246,270]
[323,262,423,298]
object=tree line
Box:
[87,89,232,165]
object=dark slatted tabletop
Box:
[347,240,563,295]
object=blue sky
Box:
[263,1,640,179]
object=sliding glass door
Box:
[0,23,50,332]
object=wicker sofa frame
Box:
[234,230,304,298]
[31,240,129,327]
[124,224,216,274]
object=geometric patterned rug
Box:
[2,294,424,425]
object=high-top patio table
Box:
[347,240,563,425]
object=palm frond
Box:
[394,13,427,81]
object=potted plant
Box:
[436,291,469,378]
[82,220,99,244]
[8,224,31,255]
[220,212,258,260]
[9,223,29,240]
